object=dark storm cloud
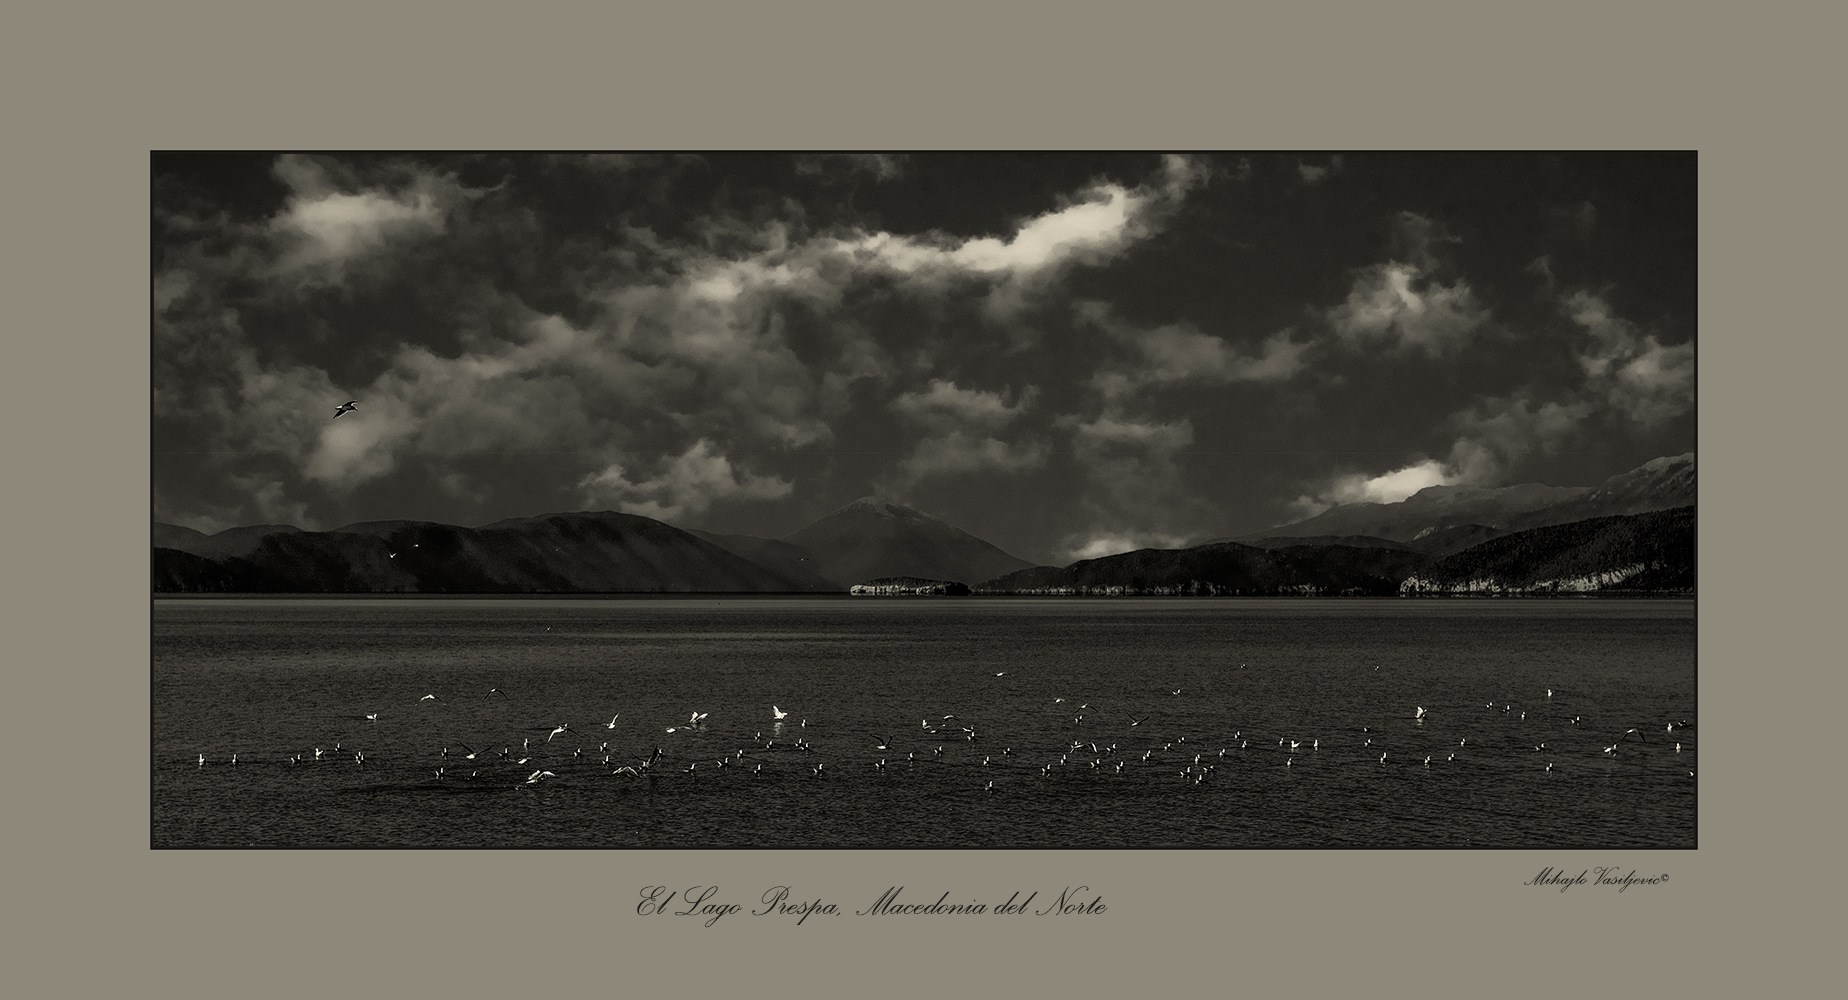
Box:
[154,153,1695,562]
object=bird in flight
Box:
[333,400,358,419]
[772,706,788,720]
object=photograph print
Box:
[152,152,1695,848]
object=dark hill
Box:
[979,542,1429,596]
[1210,534,1415,552]
[153,522,305,559]
[1403,524,1509,558]
[683,529,842,591]
[153,511,837,593]
[1401,506,1694,594]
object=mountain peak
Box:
[836,496,935,519]
[785,498,1032,586]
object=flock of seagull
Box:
[184,673,1696,796]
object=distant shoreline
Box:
[151,591,1694,600]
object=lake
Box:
[152,596,1696,848]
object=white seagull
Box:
[333,400,358,418]
[772,706,788,720]
[605,714,620,729]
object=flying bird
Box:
[772,706,788,720]
[333,400,358,418]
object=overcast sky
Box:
[153,152,1694,565]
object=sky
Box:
[152,152,1695,566]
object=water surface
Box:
[153,597,1696,848]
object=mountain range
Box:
[1227,452,1693,546]
[153,455,1694,595]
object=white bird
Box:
[1415,707,1427,719]
[333,400,358,418]
[523,770,557,785]
[420,694,439,702]
[197,754,205,767]
[772,706,788,719]
[364,713,379,722]
[548,724,573,741]
[605,714,620,729]
[873,736,894,750]
[689,711,709,724]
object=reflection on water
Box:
[154,597,1696,848]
